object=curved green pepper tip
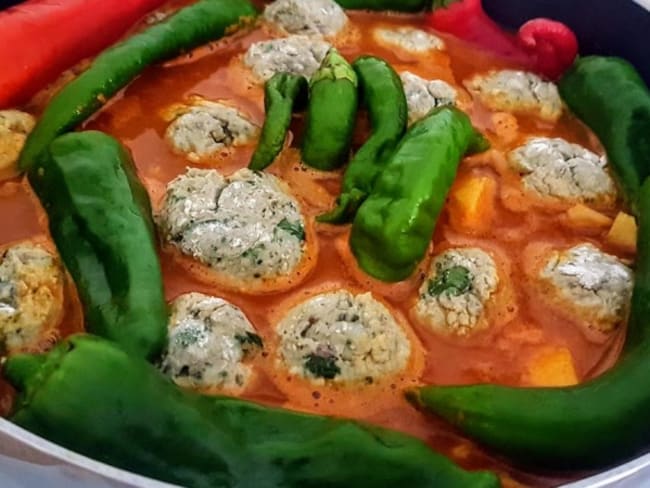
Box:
[311,49,358,87]
[469,133,491,154]
[351,240,415,282]
[317,190,366,224]
[3,354,47,392]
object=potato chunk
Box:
[606,212,637,253]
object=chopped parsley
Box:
[428,265,472,297]
[304,353,341,380]
[276,218,306,241]
[235,332,264,350]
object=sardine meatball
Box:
[0,244,64,354]
[509,137,617,204]
[0,110,35,172]
[158,168,308,288]
[374,27,444,53]
[540,244,633,332]
[165,99,258,161]
[400,72,457,125]
[414,248,499,336]
[465,70,563,122]
[276,290,411,384]
[244,36,331,82]
[263,0,348,37]
[160,293,262,391]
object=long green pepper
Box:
[559,56,650,214]
[19,0,257,170]
[351,107,488,282]
[249,73,308,171]
[409,178,650,468]
[5,334,500,488]
[302,49,359,171]
[407,57,650,469]
[319,56,407,224]
[28,131,167,360]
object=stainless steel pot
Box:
[1,0,648,486]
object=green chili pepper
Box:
[334,0,429,11]
[408,178,650,468]
[5,334,500,488]
[559,56,650,213]
[350,107,488,282]
[249,73,308,171]
[28,131,166,360]
[302,49,359,171]
[318,56,407,224]
[18,0,257,171]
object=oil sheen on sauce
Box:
[0,6,632,488]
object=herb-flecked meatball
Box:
[508,137,617,205]
[165,99,258,161]
[540,244,633,332]
[263,0,348,37]
[374,27,444,53]
[244,36,331,83]
[276,290,411,384]
[0,244,64,354]
[158,168,308,287]
[160,293,262,391]
[414,248,499,336]
[400,71,457,125]
[0,110,35,173]
[465,70,563,122]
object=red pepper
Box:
[0,0,168,109]
[425,0,578,80]
[518,18,579,81]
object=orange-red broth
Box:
[0,8,633,488]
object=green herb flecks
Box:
[304,353,341,380]
[428,265,472,297]
[236,332,264,351]
[277,218,306,241]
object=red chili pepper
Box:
[0,0,168,109]
[425,0,578,80]
[518,18,579,81]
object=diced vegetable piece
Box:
[449,176,497,231]
[525,347,578,387]
[565,204,613,230]
[606,212,638,253]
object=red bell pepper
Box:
[426,0,578,80]
[0,0,168,109]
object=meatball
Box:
[540,244,633,332]
[509,137,617,205]
[244,36,331,83]
[160,293,262,391]
[465,70,563,122]
[165,99,258,161]
[400,72,457,125]
[263,0,348,37]
[0,110,36,172]
[374,27,444,53]
[276,290,411,383]
[158,168,308,286]
[0,244,64,354]
[414,248,499,336]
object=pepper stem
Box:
[310,49,358,87]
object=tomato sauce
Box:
[0,6,633,487]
